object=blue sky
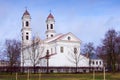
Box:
[0,0,120,47]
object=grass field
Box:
[0,72,119,80]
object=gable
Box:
[58,32,81,42]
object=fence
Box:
[0,66,103,73]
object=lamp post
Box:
[103,66,106,80]
[46,50,49,73]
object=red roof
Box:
[23,10,30,16]
[47,13,54,19]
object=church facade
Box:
[21,10,103,72]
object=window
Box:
[92,61,94,65]
[47,35,48,38]
[22,36,23,40]
[26,36,29,40]
[99,61,101,65]
[22,22,24,27]
[50,24,53,29]
[51,34,53,37]
[96,61,98,65]
[47,24,48,30]
[26,21,29,26]
[60,47,64,53]
[68,36,71,40]
[74,48,77,54]
[26,32,28,34]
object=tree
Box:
[102,29,117,72]
[114,33,120,71]
[96,29,120,72]
[27,37,44,73]
[67,47,81,73]
[81,42,95,67]
[4,39,21,73]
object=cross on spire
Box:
[49,10,52,13]
[25,6,27,10]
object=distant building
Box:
[21,10,103,72]
[91,59,103,67]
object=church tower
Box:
[45,13,56,38]
[21,9,32,47]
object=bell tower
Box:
[21,9,32,47]
[45,13,56,38]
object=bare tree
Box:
[81,42,95,68]
[67,47,81,73]
[102,29,117,72]
[96,29,120,72]
[27,37,44,73]
[115,34,120,71]
[4,39,21,73]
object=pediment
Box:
[58,32,81,42]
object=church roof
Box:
[23,10,30,16]
[44,32,81,43]
[47,13,54,19]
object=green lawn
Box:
[0,72,119,80]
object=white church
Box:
[21,10,103,72]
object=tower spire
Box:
[45,12,56,38]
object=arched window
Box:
[68,36,71,40]
[96,61,98,65]
[50,24,53,29]
[26,21,29,26]
[51,34,53,37]
[26,36,29,40]
[22,36,23,40]
[92,61,94,65]
[74,48,77,54]
[22,22,24,27]
[26,32,28,34]
[99,61,101,65]
[60,47,64,53]
[47,35,48,38]
[47,24,48,30]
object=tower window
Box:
[22,36,23,40]
[22,22,24,27]
[26,36,29,40]
[26,32,29,34]
[50,24,53,29]
[51,34,53,37]
[47,24,48,30]
[60,47,64,53]
[26,21,29,26]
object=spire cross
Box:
[49,10,52,13]
[25,6,27,10]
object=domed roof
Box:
[23,10,30,16]
[47,13,54,19]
